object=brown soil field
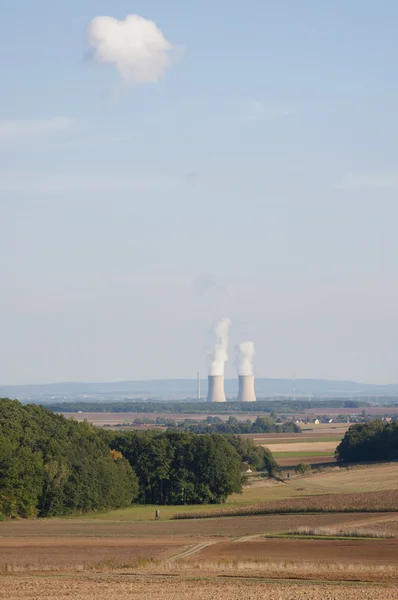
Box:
[345,514,398,536]
[1,575,396,600]
[0,537,194,570]
[191,538,398,565]
[0,513,377,538]
[3,513,398,596]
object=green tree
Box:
[296,463,311,475]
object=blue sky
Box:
[1,1,398,385]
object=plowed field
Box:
[1,575,396,600]
[190,538,398,565]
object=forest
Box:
[0,399,275,518]
[103,429,275,505]
[0,398,138,518]
[336,420,398,462]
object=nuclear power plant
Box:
[205,319,257,403]
[237,375,256,402]
[207,375,227,403]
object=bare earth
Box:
[1,575,397,600]
[0,513,386,538]
[191,538,398,565]
[3,465,398,598]
[0,536,195,568]
[2,513,398,598]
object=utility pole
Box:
[197,371,201,400]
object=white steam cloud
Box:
[236,341,255,376]
[209,318,230,376]
[87,14,176,83]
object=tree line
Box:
[0,399,276,518]
[336,420,398,463]
[44,398,368,414]
[174,415,301,434]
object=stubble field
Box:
[3,428,398,599]
[2,507,398,598]
[2,575,397,600]
[247,422,350,466]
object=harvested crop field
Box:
[1,575,396,600]
[3,512,398,597]
[174,490,398,519]
[0,537,194,570]
[189,538,398,565]
[0,513,375,539]
[299,464,398,493]
[246,426,349,466]
[265,441,338,453]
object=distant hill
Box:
[1,378,398,402]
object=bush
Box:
[296,463,311,475]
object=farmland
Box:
[1,575,396,600]
[64,410,349,467]
[245,422,350,466]
[2,509,398,599]
[3,412,398,599]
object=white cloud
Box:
[0,117,76,143]
[245,100,292,122]
[341,173,398,191]
[87,14,177,83]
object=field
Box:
[2,464,398,599]
[2,511,398,599]
[303,406,398,416]
[3,417,398,599]
[2,575,396,600]
[62,411,349,467]
[245,423,350,466]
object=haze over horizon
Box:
[2,2,398,386]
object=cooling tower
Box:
[207,375,226,403]
[237,375,256,402]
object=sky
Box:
[1,1,398,385]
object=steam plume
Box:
[236,341,255,376]
[209,318,230,376]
